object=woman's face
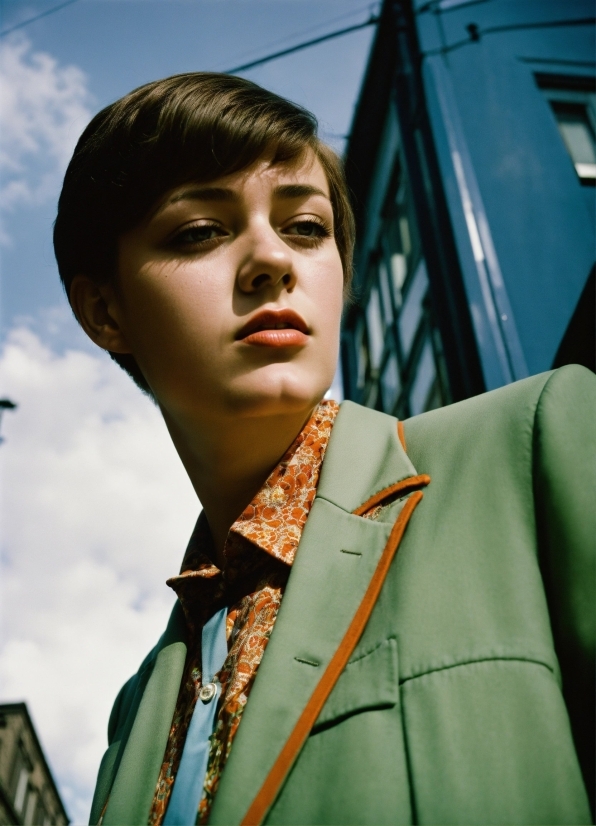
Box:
[112,150,345,423]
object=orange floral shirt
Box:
[148,400,339,825]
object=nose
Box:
[236,221,297,294]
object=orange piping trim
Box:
[353,474,430,517]
[397,420,406,451]
[240,490,425,826]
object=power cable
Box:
[214,3,380,72]
[225,14,380,75]
[0,0,83,38]
[416,0,490,14]
[424,15,596,56]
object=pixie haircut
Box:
[53,72,355,394]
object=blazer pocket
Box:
[313,638,398,731]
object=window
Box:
[390,252,407,304]
[382,177,420,308]
[552,101,596,181]
[381,351,401,413]
[24,787,38,826]
[354,319,369,391]
[365,286,384,371]
[34,795,49,826]
[536,74,596,183]
[398,259,429,358]
[342,143,451,414]
[14,766,29,814]
[377,260,394,325]
[11,741,33,814]
[409,339,437,416]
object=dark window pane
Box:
[378,260,394,325]
[355,319,369,390]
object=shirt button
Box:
[199,682,218,703]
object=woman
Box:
[53,73,594,825]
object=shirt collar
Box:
[229,399,339,565]
[168,399,339,593]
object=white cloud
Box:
[0,36,93,221]
[0,325,199,823]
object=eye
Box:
[169,222,227,248]
[284,219,331,243]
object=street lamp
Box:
[0,398,17,444]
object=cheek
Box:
[120,264,229,368]
[312,255,345,333]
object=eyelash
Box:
[169,223,225,247]
[169,218,332,250]
[285,218,331,245]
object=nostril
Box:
[282,274,291,285]
[252,273,269,289]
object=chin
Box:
[225,366,331,418]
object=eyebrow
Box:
[160,182,330,212]
[166,187,236,206]
[273,184,329,200]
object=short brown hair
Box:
[53,72,355,393]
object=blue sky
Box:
[0,2,376,820]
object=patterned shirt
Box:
[148,400,340,825]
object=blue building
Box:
[341,0,595,416]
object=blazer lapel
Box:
[103,600,188,825]
[317,400,419,511]
[209,401,425,825]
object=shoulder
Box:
[325,368,594,513]
[402,366,595,478]
[531,365,596,463]
[107,643,158,744]
[107,600,187,744]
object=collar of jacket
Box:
[102,400,425,826]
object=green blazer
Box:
[90,365,595,825]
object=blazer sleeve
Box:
[533,364,596,813]
[107,673,138,743]
[90,656,157,823]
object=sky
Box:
[0,1,376,820]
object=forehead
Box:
[240,151,330,191]
[160,150,331,210]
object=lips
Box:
[236,309,310,347]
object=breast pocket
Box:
[313,637,398,731]
[269,638,409,824]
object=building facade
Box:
[341,0,595,416]
[0,704,68,826]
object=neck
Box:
[161,403,318,566]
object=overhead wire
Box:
[0,0,380,76]
[212,3,380,72]
[0,0,83,37]
[0,0,379,43]
[416,0,490,14]
[424,15,596,56]
[225,14,380,74]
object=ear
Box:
[69,275,131,354]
